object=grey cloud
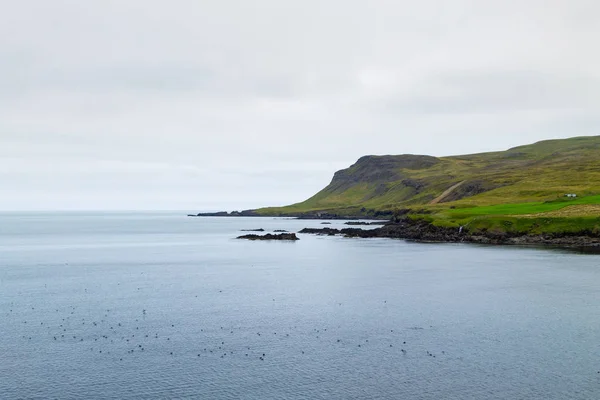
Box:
[374,70,600,115]
[0,60,300,99]
[0,0,599,210]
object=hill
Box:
[256,136,600,235]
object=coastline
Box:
[188,212,600,250]
[297,219,600,251]
[187,210,392,220]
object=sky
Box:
[1,0,599,211]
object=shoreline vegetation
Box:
[190,136,600,249]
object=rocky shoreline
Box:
[298,218,600,251]
[193,211,600,251]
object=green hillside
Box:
[257,136,600,233]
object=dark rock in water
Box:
[302,220,474,241]
[299,227,329,235]
[273,230,289,233]
[321,222,332,225]
[299,227,366,237]
[240,228,265,232]
[237,233,300,241]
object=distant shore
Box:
[187,210,390,220]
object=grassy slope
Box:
[427,196,600,235]
[257,136,600,235]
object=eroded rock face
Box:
[328,155,440,193]
[237,233,299,241]
[439,180,504,203]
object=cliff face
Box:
[256,136,600,216]
[328,155,440,193]
[339,155,441,180]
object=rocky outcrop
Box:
[240,228,265,232]
[298,218,600,250]
[299,227,340,236]
[237,233,300,241]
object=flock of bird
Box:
[3,291,449,365]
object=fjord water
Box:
[1,213,599,399]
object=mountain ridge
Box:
[256,135,600,217]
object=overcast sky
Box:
[1,0,598,210]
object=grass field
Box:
[420,195,600,235]
[441,195,600,218]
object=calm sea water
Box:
[1,212,599,399]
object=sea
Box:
[1,212,599,399]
